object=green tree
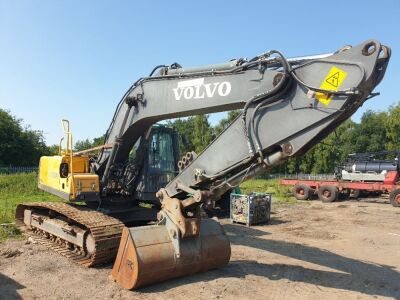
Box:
[311,119,357,173]
[385,103,400,150]
[156,105,397,175]
[284,110,388,175]
[169,111,240,155]
[47,144,60,155]
[285,119,357,174]
[74,134,106,152]
[0,109,49,166]
[192,115,213,153]
[74,138,94,152]
[214,110,241,136]
[285,149,316,174]
[350,110,388,153]
[167,117,196,154]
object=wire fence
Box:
[0,166,39,175]
[256,173,336,180]
[0,166,335,181]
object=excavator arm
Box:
[165,41,389,200]
[98,40,389,201]
[14,38,391,290]
[109,40,390,289]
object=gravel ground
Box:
[1,197,399,300]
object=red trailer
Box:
[280,171,400,207]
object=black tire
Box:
[349,189,361,200]
[389,189,400,207]
[309,188,316,199]
[292,184,311,200]
[318,185,338,203]
[216,190,232,210]
[340,189,350,200]
[265,201,271,224]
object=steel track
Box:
[15,202,124,267]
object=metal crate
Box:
[230,192,271,226]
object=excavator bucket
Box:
[111,218,231,289]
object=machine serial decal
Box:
[173,78,232,100]
[316,66,348,105]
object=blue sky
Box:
[1,0,399,145]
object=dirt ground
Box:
[1,198,399,300]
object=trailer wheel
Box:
[341,189,350,200]
[265,200,272,224]
[293,184,311,200]
[349,189,361,200]
[309,188,316,199]
[389,189,400,207]
[318,185,338,203]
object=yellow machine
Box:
[38,120,100,202]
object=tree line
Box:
[164,105,400,174]
[0,109,50,166]
[285,105,400,174]
[2,104,400,174]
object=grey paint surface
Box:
[97,40,390,201]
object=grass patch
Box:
[240,178,297,204]
[0,224,22,242]
[0,174,298,241]
[0,172,59,241]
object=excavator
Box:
[15,40,390,289]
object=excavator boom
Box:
[15,40,390,290]
[98,40,389,203]
[111,40,390,288]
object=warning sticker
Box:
[316,66,348,105]
[325,72,340,87]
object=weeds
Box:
[0,224,21,241]
[0,173,297,241]
[0,173,58,241]
[239,178,297,203]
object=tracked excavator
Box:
[15,40,390,289]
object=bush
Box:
[239,179,296,203]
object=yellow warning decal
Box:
[316,66,348,105]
